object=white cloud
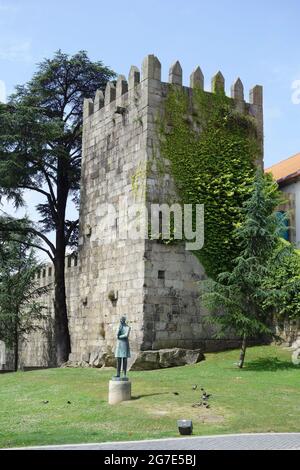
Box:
[0,79,6,102]
[0,40,32,62]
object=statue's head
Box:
[120,316,127,325]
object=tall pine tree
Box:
[202,170,284,368]
[0,51,115,364]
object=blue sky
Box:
[0,0,300,241]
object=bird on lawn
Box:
[42,400,49,404]
[67,401,72,404]
[192,385,198,390]
[202,393,211,400]
[173,392,179,396]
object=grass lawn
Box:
[0,345,299,448]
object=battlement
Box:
[83,54,263,121]
[34,254,78,283]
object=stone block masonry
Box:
[18,55,264,368]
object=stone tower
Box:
[66,54,264,364]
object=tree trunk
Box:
[54,155,71,367]
[238,333,247,369]
[14,321,18,372]
[54,228,71,366]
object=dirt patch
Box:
[199,412,225,424]
[142,402,225,424]
[151,410,168,416]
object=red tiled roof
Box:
[265,152,300,184]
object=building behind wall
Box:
[14,55,264,369]
[266,152,300,247]
[265,152,300,345]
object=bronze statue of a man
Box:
[114,316,131,377]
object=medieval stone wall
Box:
[17,55,264,368]
[17,256,78,368]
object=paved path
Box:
[9,433,300,450]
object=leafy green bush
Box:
[263,241,300,322]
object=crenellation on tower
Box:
[142,54,162,81]
[83,98,93,119]
[128,65,140,89]
[231,77,244,101]
[249,84,263,107]
[249,84,264,162]
[190,66,204,89]
[94,89,104,112]
[104,81,116,105]
[116,75,128,100]
[84,56,262,137]
[211,71,225,94]
[231,77,245,113]
[169,60,183,85]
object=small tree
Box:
[202,170,284,368]
[0,222,49,371]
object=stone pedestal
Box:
[108,377,131,405]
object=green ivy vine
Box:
[158,86,260,279]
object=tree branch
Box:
[63,104,78,123]
[7,237,54,262]
[19,184,58,225]
[1,222,56,258]
[40,169,58,209]
[65,219,79,245]
[18,185,50,199]
[28,227,56,257]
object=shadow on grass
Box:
[131,392,170,400]
[245,357,300,371]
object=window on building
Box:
[276,211,290,241]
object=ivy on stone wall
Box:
[158,86,260,279]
